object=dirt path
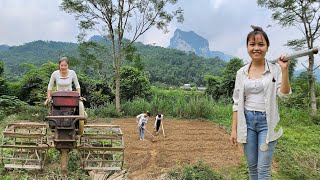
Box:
[110,118,243,180]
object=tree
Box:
[288,58,297,81]
[257,0,320,113]
[221,58,243,97]
[118,66,151,101]
[0,61,7,95]
[19,62,56,105]
[285,71,311,108]
[0,61,4,75]
[61,0,183,112]
[77,74,115,107]
[205,58,243,100]
[77,41,111,77]
[123,43,145,71]
[205,75,222,100]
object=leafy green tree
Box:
[77,41,111,77]
[117,66,151,101]
[285,72,310,108]
[123,43,145,71]
[19,70,47,105]
[0,61,7,95]
[221,58,243,97]
[205,75,223,100]
[18,62,56,105]
[286,71,320,110]
[61,0,183,112]
[78,74,114,108]
[257,0,320,113]
[206,58,243,99]
[0,95,28,117]
[288,58,297,81]
[0,61,4,75]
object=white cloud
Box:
[0,0,79,45]
[209,0,226,9]
[138,25,176,47]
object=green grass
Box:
[167,161,224,180]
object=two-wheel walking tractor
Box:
[0,91,124,175]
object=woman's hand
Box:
[44,97,51,106]
[278,54,290,69]
[278,54,291,94]
[230,130,238,146]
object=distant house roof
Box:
[197,87,206,91]
[180,84,192,90]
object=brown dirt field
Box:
[110,118,243,180]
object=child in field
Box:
[154,114,163,135]
[136,111,151,140]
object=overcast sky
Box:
[0,0,319,68]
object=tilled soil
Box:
[110,118,243,180]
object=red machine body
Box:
[52,91,79,107]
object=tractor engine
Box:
[47,91,81,150]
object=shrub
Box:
[87,103,122,118]
[0,110,5,121]
[46,149,60,163]
[0,95,28,115]
[167,161,224,180]
[311,114,320,125]
[16,105,48,121]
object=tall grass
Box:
[121,95,217,119]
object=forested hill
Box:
[0,41,79,76]
[0,39,227,86]
[135,42,226,86]
[0,45,10,52]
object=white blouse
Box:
[244,78,266,112]
[47,70,80,91]
[233,60,291,144]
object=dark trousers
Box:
[156,120,161,132]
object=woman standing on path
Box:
[230,25,291,179]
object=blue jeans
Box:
[139,126,145,140]
[244,110,276,180]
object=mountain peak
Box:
[174,29,207,43]
[168,29,232,61]
[169,29,209,56]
